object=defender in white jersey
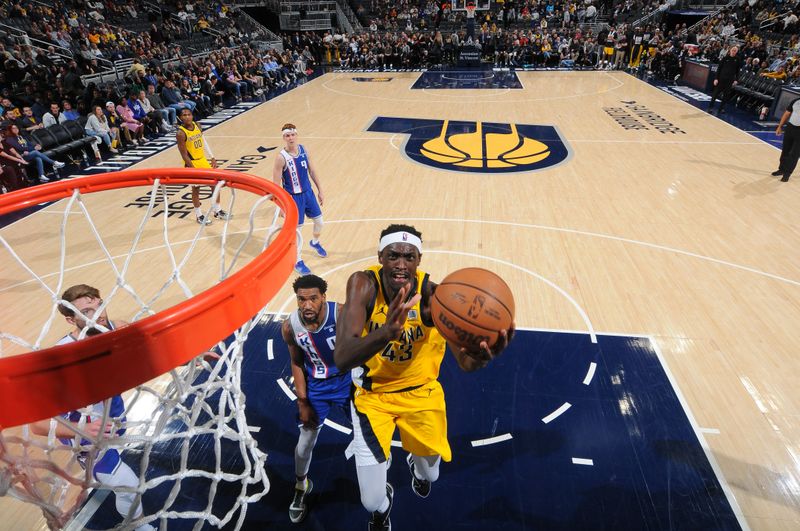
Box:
[272,122,327,276]
[30,284,155,531]
[282,275,351,523]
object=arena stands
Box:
[0,0,798,191]
[0,0,315,191]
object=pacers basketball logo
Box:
[367,117,571,173]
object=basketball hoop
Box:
[0,168,297,428]
[0,168,297,529]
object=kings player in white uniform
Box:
[282,274,351,523]
[30,284,155,531]
[272,122,327,276]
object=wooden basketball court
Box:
[1,71,798,530]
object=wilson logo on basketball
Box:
[435,311,491,348]
[367,117,571,173]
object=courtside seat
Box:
[30,128,62,159]
[63,120,97,150]
[47,125,87,156]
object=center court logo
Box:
[367,117,571,173]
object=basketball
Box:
[431,268,515,351]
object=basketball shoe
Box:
[289,478,312,523]
[294,260,311,275]
[309,240,327,258]
[196,215,212,225]
[368,483,393,531]
[213,209,231,220]
[406,455,431,498]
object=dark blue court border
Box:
[83,324,744,530]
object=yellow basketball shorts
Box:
[187,157,212,169]
[348,380,452,466]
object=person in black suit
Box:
[708,46,741,115]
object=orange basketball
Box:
[431,268,515,352]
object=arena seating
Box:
[733,70,784,108]
[1,0,798,191]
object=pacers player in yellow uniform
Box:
[335,224,514,531]
[176,107,229,225]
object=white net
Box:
[0,172,294,530]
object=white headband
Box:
[379,232,422,253]
[282,128,297,135]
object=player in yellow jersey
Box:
[176,107,229,225]
[335,224,514,531]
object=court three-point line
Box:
[277,378,296,400]
[542,402,572,424]
[471,433,513,447]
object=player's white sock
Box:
[194,208,203,217]
[295,477,308,491]
[213,204,222,213]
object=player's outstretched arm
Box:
[334,272,419,371]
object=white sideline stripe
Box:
[323,419,352,434]
[571,458,594,466]
[267,339,274,361]
[470,433,513,447]
[248,426,261,433]
[390,440,403,447]
[582,362,597,385]
[542,402,572,424]
[277,378,296,401]
[699,427,721,435]
[649,337,751,531]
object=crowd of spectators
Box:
[1,0,798,192]
[350,0,615,33]
[333,0,798,85]
[0,0,317,193]
[681,0,800,84]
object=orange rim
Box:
[0,168,298,428]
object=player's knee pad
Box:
[312,215,323,235]
[295,425,321,457]
[412,454,441,483]
[357,463,388,512]
[360,486,387,513]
